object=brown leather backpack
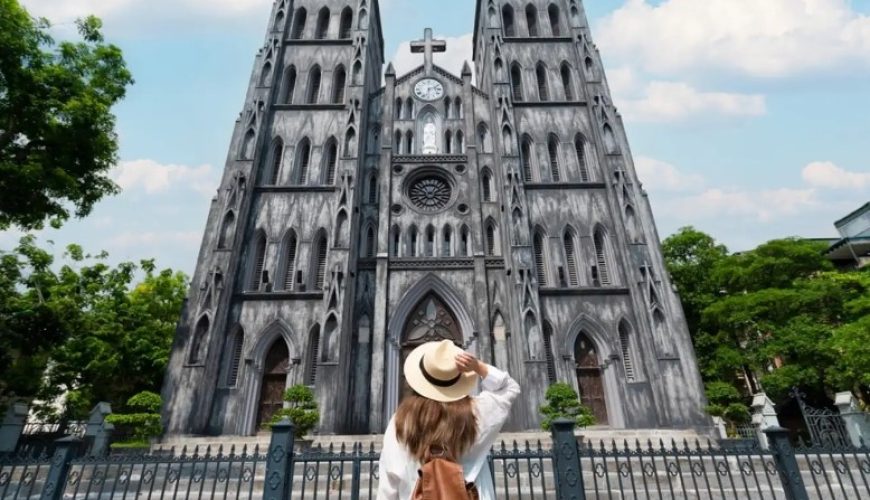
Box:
[412,448,479,500]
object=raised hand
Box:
[455,352,489,378]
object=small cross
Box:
[411,28,446,74]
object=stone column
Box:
[0,402,28,453]
[835,391,869,448]
[751,392,779,449]
[711,416,728,440]
[83,402,113,456]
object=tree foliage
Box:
[663,227,870,420]
[0,236,186,418]
[105,391,163,444]
[271,385,320,439]
[539,383,595,430]
[0,0,134,230]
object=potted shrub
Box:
[539,383,595,431]
[106,391,163,451]
[270,385,320,449]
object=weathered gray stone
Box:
[161,0,709,436]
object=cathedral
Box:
[161,0,709,436]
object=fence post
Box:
[0,402,28,453]
[835,392,869,448]
[550,418,585,500]
[763,426,809,500]
[264,418,296,500]
[83,402,113,456]
[39,436,81,500]
[752,392,779,449]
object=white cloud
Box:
[635,156,704,192]
[21,0,271,26]
[111,159,218,196]
[108,230,202,249]
[391,33,474,80]
[617,81,766,123]
[597,0,870,78]
[801,161,870,190]
[660,188,820,223]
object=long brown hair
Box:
[395,394,478,462]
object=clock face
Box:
[414,78,444,101]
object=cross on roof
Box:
[411,28,446,74]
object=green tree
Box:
[270,385,320,439]
[105,391,162,445]
[0,0,134,230]
[539,383,595,431]
[0,236,186,417]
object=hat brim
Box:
[404,342,477,403]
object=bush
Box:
[269,385,320,439]
[539,383,595,431]
[106,391,162,443]
[704,382,750,425]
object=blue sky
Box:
[4,0,869,275]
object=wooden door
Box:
[575,333,608,425]
[256,339,290,428]
[400,294,463,400]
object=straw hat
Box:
[404,340,478,403]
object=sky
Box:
[3,0,869,275]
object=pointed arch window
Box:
[486,221,499,256]
[368,173,378,204]
[339,7,353,38]
[405,99,415,120]
[322,138,338,185]
[425,225,436,257]
[282,66,297,104]
[619,321,637,382]
[218,211,236,249]
[444,130,453,154]
[189,315,210,364]
[346,128,358,157]
[404,130,413,155]
[358,8,368,29]
[250,232,267,291]
[352,61,363,85]
[291,8,307,39]
[456,131,465,154]
[241,129,256,160]
[454,97,463,119]
[548,4,561,36]
[407,225,419,257]
[536,63,550,101]
[306,66,321,104]
[282,231,298,291]
[226,326,244,386]
[267,138,283,185]
[477,123,492,153]
[294,138,311,184]
[334,210,348,247]
[394,130,403,153]
[603,123,618,153]
[543,321,557,383]
[442,226,453,257]
[332,66,346,103]
[364,226,376,257]
[526,4,539,36]
[459,225,471,257]
[533,230,548,286]
[312,231,328,290]
[547,134,561,182]
[260,62,273,87]
[395,98,403,120]
[481,169,493,202]
[390,226,401,257]
[626,205,641,243]
[575,134,590,181]
[521,135,534,182]
[305,325,320,385]
[560,63,574,100]
[315,7,330,39]
[510,64,524,101]
[502,125,515,155]
[584,56,595,80]
[593,227,612,286]
[444,97,452,120]
[502,5,516,36]
[563,228,580,287]
[274,10,285,32]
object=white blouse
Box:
[376,366,521,500]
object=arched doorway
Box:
[400,294,463,400]
[575,332,608,424]
[256,339,290,428]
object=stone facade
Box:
[161,0,709,436]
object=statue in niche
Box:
[422,114,438,154]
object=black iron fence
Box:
[1,417,869,499]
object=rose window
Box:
[408,176,452,212]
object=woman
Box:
[377,339,521,500]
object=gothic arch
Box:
[311,229,329,290]
[574,133,590,181]
[188,314,211,365]
[332,65,346,103]
[384,274,477,419]
[249,229,268,291]
[502,4,516,36]
[259,62,273,87]
[265,137,283,185]
[291,7,307,39]
[548,4,562,36]
[560,62,574,100]
[510,63,524,101]
[294,137,312,184]
[521,134,535,182]
[281,66,297,104]
[525,4,539,36]
[416,105,442,155]
[547,133,561,182]
[352,60,363,85]
[279,229,299,291]
[224,324,244,387]
[477,122,493,153]
[240,129,256,160]
[218,211,236,250]
[563,225,581,287]
[242,319,300,434]
[536,62,550,101]
[306,66,321,104]
[314,7,330,39]
[321,137,338,185]
[334,210,348,247]
[339,7,353,38]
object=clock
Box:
[414,78,444,101]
